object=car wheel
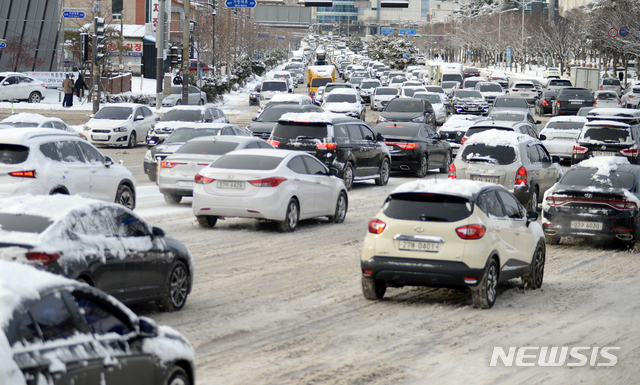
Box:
[329,191,348,223]
[528,187,539,212]
[148,172,157,182]
[164,193,182,205]
[362,276,386,300]
[416,153,429,178]
[439,151,452,174]
[279,198,299,232]
[167,366,190,385]
[196,215,218,228]
[176,100,182,105]
[158,261,189,311]
[471,258,498,309]
[28,92,42,103]
[343,163,354,191]
[375,158,390,186]
[198,99,204,105]
[115,184,136,210]
[127,131,137,148]
[546,234,561,245]
[523,242,545,289]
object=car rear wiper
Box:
[295,136,318,140]
[419,214,446,222]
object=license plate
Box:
[571,221,603,230]
[92,134,109,140]
[471,175,499,183]
[399,240,439,252]
[178,181,194,188]
[571,101,583,105]
[591,151,618,157]
[217,181,245,189]
[452,148,458,155]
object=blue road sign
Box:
[63,11,85,18]
[399,29,416,35]
[278,36,285,40]
[0,42,5,49]
[225,0,256,7]
[403,53,409,59]
[620,27,629,37]
[438,36,443,41]
[381,29,394,34]
[258,33,269,38]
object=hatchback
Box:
[0,72,46,103]
[594,90,621,108]
[360,179,545,309]
[0,260,195,385]
[507,81,538,103]
[621,86,640,108]
[539,116,587,162]
[0,195,193,311]
[322,88,366,120]
[0,128,136,209]
[599,77,622,95]
[146,105,229,146]
[84,104,159,148]
[371,87,399,111]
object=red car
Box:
[463,67,481,78]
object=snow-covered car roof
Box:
[439,115,484,131]
[465,129,530,147]
[269,94,311,103]
[391,179,502,199]
[488,110,528,116]
[100,103,149,109]
[164,105,217,112]
[325,88,359,95]
[547,116,588,123]
[224,148,299,159]
[279,112,351,124]
[178,122,236,129]
[512,81,535,86]
[0,127,77,144]
[490,71,508,77]
[583,120,630,129]
[586,108,640,121]
[576,156,629,174]
[1,113,65,125]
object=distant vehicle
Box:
[539,116,587,163]
[258,79,290,107]
[573,108,640,164]
[535,91,557,116]
[552,87,595,116]
[599,77,622,95]
[149,85,207,107]
[488,71,509,88]
[474,82,504,106]
[378,97,436,127]
[413,92,447,125]
[0,72,46,103]
[146,105,229,146]
[447,89,489,116]
[545,78,573,93]
[438,114,485,155]
[594,90,621,108]
[463,67,481,78]
[1,112,86,139]
[507,81,538,103]
[248,104,323,139]
[543,67,561,78]
[371,87,398,111]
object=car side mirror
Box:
[539,134,547,141]
[536,120,542,125]
[135,116,144,121]
[152,226,165,237]
[138,316,158,338]
[551,155,560,163]
[526,211,538,227]
[376,132,384,142]
[251,117,257,121]
[329,168,339,176]
[104,156,113,167]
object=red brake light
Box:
[592,100,597,106]
[546,195,638,210]
[368,218,386,234]
[455,224,486,239]
[160,161,185,169]
[448,163,456,179]
[620,147,639,157]
[600,85,603,89]
[515,166,527,185]
[249,177,287,187]
[384,142,417,150]
[317,142,338,151]
[512,89,519,92]
[26,252,60,265]
[267,140,280,147]
[8,170,36,178]
[573,145,588,155]
[460,137,467,145]
[557,101,561,107]
[195,174,215,184]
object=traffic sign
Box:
[63,11,85,18]
[620,27,629,37]
[278,36,285,40]
[0,41,5,49]
[403,53,409,59]
[438,36,443,41]
[608,28,618,38]
[399,29,416,36]
[258,33,269,38]
[225,0,256,7]
[381,29,394,34]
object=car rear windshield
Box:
[0,144,29,164]
[383,193,472,222]
[416,94,442,104]
[582,127,631,142]
[602,79,621,86]
[262,82,288,92]
[326,94,356,103]
[494,98,528,108]
[210,155,283,170]
[0,213,52,233]
[425,87,444,93]
[596,92,618,100]
[561,89,593,97]
[257,108,298,122]
[325,84,351,93]
[514,83,535,89]
[93,107,132,120]
[311,78,332,87]
[464,80,482,88]
[376,88,398,95]
[161,110,203,122]
[479,84,502,92]
[560,169,635,190]
[549,80,572,86]
[461,144,517,165]
[272,122,328,141]
[386,99,422,112]
[545,121,585,129]
[361,81,380,89]
[489,113,525,121]
[166,128,221,143]
[457,90,482,98]
[176,141,238,155]
[442,74,463,82]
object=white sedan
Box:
[192,149,348,232]
[84,103,159,147]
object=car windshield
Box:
[494,98,528,108]
[311,78,332,87]
[325,85,350,93]
[93,106,132,120]
[176,141,239,155]
[415,94,442,104]
[582,127,631,143]
[479,84,502,92]
[361,81,380,89]
[376,88,397,96]
[461,144,517,165]
[326,94,357,103]
[560,169,635,190]
[0,213,53,233]
[383,193,472,222]
[256,108,297,122]
[161,110,203,122]
[545,121,585,130]
[457,91,482,98]
[166,128,221,143]
[386,99,423,112]
[261,82,288,92]
[210,155,283,170]
[489,113,525,121]
[0,144,29,164]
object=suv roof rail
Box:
[586,108,640,123]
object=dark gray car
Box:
[249,104,324,139]
[377,97,436,126]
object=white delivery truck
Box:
[569,67,600,93]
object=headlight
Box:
[144,150,153,162]
[378,116,388,122]
[113,126,128,133]
[412,116,424,122]
[250,93,258,98]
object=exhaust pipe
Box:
[400,165,410,171]
[616,234,633,241]
[544,229,558,236]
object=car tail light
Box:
[629,95,635,98]
[368,218,386,234]
[620,147,638,158]
[267,140,280,147]
[317,142,338,151]
[363,269,373,276]
[460,137,467,145]
[456,224,486,239]
[512,89,519,92]
[546,195,637,210]
[195,174,215,184]
[557,101,561,107]
[160,161,186,169]
[8,170,36,178]
[592,100,597,106]
[26,252,60,265]
[515,166,527,185]
[384,142,417,150]
[618,99,621,105]
[249,177,287,187]
[600,85,603,89]
[573,145,588,154]
[448,163,456,179]
[542,99,549,106]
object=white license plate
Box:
[92,134,109,140]
[471,175,499,183]
[217,181,246,189]
[178,181,194,188]
[452,148,458,155]
[571,101,583,105]
[570,221,603,230]
[591,151,618,157]
[399,241,440,252]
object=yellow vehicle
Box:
[307,65,336,97]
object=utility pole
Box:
[156,0,166,110]
[548,0,555,23]
[182,0,191,105]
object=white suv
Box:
[84,103,158,148]
[0,72,46,103]
[0,128,137,209]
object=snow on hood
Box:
[86,118,130,129]
[324,103,359,113]
[391,179,497,199]
[439,115,481,132]
[547,116,588,123]
[269,94,308,103]
[1,113,56,125]
[466,129,528,147]
[142,325,195,364]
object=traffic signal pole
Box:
[182,0,190,105]
[156,0,166,110]
[92,17,106,114]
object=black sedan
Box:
[377,97,436,126]
[535,90,557,116]
[0,195,194,311]
[553,87,595,116]
[248,104,323,139]
[372,122,451,177]
[447,89,489,116]
[543,158,640,246]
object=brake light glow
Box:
[546,195,638,210]
[515,166,527,185]
[160,161,186,169]
[600,85,603,89]
[249,177,287,187]
[592,100,597,106]
[368,218,386,234]
[384,142,417,150]
[456,224,486,239]
[363,269,373,276]
[8,170,36,178]
[512,89,519,92]
[194,174,215,184]
[267,140,280,147]
[26,252,60,265]
[317,142,338,151]
[460,137,467,145]
[448,163,456,179]
[573,145,588,155]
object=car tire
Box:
[343,163,354,191]
[279,198,299,232]
[115,184,136,210]
[176,100,182,105]
[158,261,189,312]
[375,158,390,186]
[416,153,429,178]
[28,91,42,103]
[523,241,545,289]
[471,258,498,309]
[439,151,452,174]
[329,191,348,223]
[546,234,561,245]
[198,99,204,105]
[128,131,137,148]
[196,215,218,228]
[362,276,386,300]
[167,366,191,385]
[164,194,182,205]
[528,187,539,212]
